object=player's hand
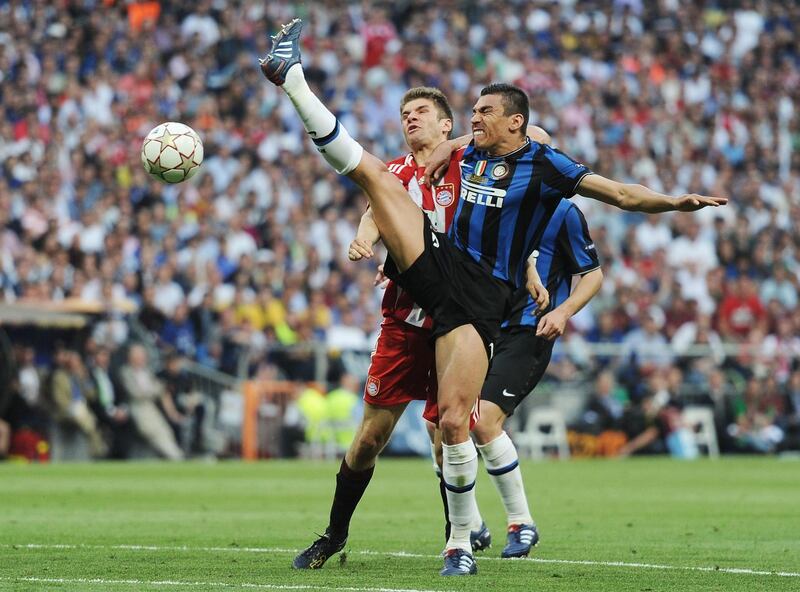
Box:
[421,140,454,187]
[675,194,728,211]
[348,238,374,261]
[374,264,389,289]
[525,261,549,313]
[536,308,569,340]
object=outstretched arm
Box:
[536,268,603,340]
[423,125,552,185]
[348,208,381,261]
[577,174,728,213]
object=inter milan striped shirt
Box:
[450,139,593,288]
[503,200,600,328]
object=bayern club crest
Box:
[366,376,380,397]
[435,183,455,207]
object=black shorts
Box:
[481,326,554,417]
[384,217,512,360]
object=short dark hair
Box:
[480,83,529,135]
[400,87,454,138]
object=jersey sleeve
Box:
[558,204,600,275]
[540,145,593,198]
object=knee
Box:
[438,406,469,441]
[349,427,386,468]
[351,152,389,184]
[471,402,506,445]
[471,420,502,446]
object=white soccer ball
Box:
[141,122,204,184]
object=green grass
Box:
[1,458,798,591]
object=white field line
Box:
[3,543,799,579]
[0,577,440,592]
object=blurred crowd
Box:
[1,0,799,457]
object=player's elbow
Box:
[593,268,604,290]
[615,186,640,211]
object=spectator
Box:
[88,347,134,459]
[718,277,767,341]
[621,308,673,371]
[618,372,697,459]
[577,371,624,435]
[160,302,197,358]
[158,353,208,454]
[119,344,184,460]
[760,263,798,311]
[728,377,785,454]
[46,349,107,458]
[325,373,360,451]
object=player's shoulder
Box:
[386,152,414,166]
[461,142,479,160]
[386,153,418,183]
[562,199,590,226]
[386,152,415,169]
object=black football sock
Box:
[438,472,452,542]
[327,458,374,540]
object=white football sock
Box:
[431,441,483,531]
[281,64,362,175]
[442,440,479,552]
[477,432,533,526]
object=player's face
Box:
[400,98,451,149]
[471,94,520,151]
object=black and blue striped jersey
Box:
[503,199,600,328]
[449,139,593,289]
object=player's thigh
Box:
[479,328,554,426]
[434,324,489,439]
[364,321,434,406]
[351,152,424,271]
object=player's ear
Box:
[440,118,453,136]
[509,113,525,135]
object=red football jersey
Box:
[381,148,464,329]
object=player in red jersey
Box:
[292,86,551,570]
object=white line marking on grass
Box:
[0,577,441,592]
[5,543,800,579]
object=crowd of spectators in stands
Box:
[1,1,799,457]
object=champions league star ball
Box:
[141,122,204,183]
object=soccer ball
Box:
[141,122,204,184]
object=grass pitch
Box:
[1,457,798,591]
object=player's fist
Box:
[348,238,374,261]
[374,264,389,289]
[675,194,728,211]
[525,259,549,314]
[421,140,455,186]
[535,308,569,341]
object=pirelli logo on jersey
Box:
[460,178,506,208]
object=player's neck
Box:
[486,136,528,158]
[410,138,443,168]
